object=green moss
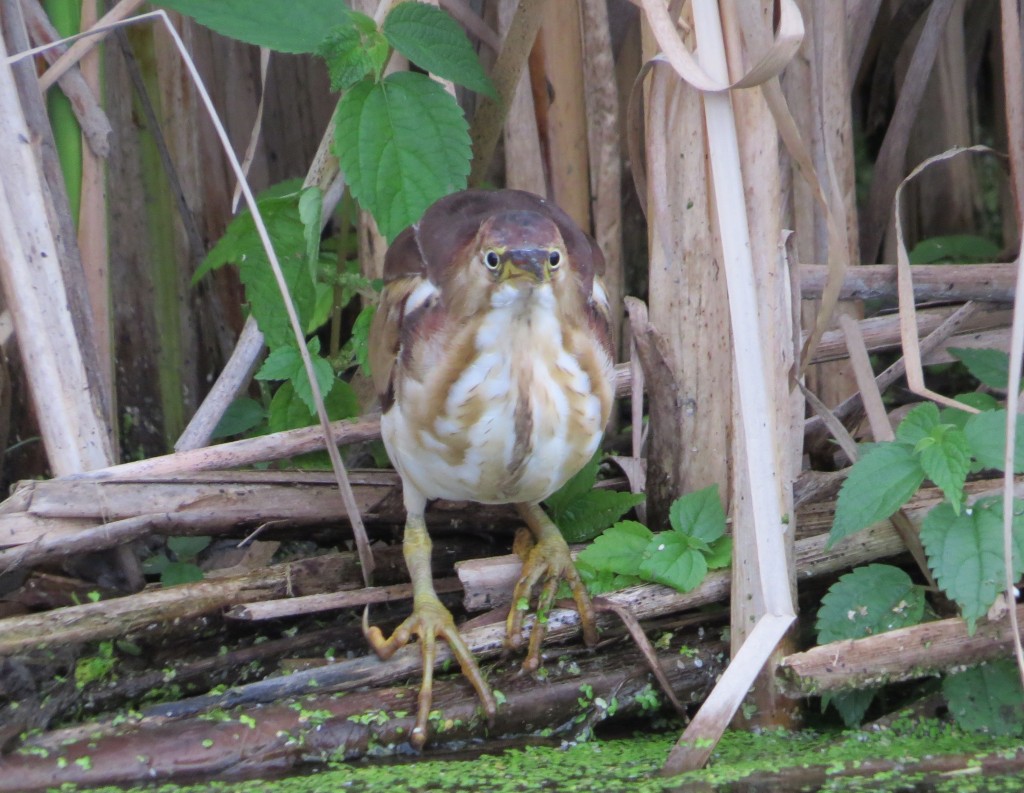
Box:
[46,718,1024,793]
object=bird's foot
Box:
[364,594,497,749]
[505,506,599,671]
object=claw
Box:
[364,594,497,749]
[506,503,599,671]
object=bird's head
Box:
[474,210,566,289]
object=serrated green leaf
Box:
[576,559,643,596]
[211,398,266,439]
[317,12,390,90]
[916,424,970,513]
[943,660,1024,736]
[268,378,360,436]
[639,532,708,592]
[308,282,335,335]
[703,535,732,570]
[196,191,318,350]
[161,561,205,587]
[299,187,322,279]
[823,689,877,728]
[382,2,496,98]
[576,521,653,578]
[830,443,925,545]
[939,393,1000,431]
[908,234,1000,264]
[948,347,1013,390]
[816,564,925,645]
[156,0,352,53]
[334,72,471,241]
[555,490,646,543]
[894,402,940,448]
[544,454,600,517]
[964,409,1024,473]
[256,338,335,416]
[349,303,377,374]
[921,500,1005,632]
[669,484,726,543]
[167,535,211,560]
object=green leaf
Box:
[256,338,335,416]
[669,484,726,544]
[156,0,353,53]
[943,660,1024,736]
[167,536,211,560]
[823,689,877,729]
[268,379,360,435]
[317,11,389,90]
[554,490,646,543]
[815,564,925,645]
[830,443,925,545]
[576,521,653,578]
[920,499,1009,632]
[197,191,318,350]
[349,303,377,374]
[161,561,205,587]
[915,424,970,513]
[639,532,708,592]
[703,535,732,570]
[908,234,1000,264]
[299,187,323,279]
[964,409,1024,473]
[382,1,496,98]
[575,560,643,596]
[211,398,265,439]
[894,402,940,448]
[939,393,1000,431]
[545,455,599,517]
[948,347,1014,390]
[334,72,471,242]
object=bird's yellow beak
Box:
[499,248,551,284]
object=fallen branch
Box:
[799,263,1017,302]
[0,552,362,655]
[778,604,1024,696]
[225,576,464,621]
[1,633,725,792]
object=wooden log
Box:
[0,635,725,791]
[778,604,1024,696]
[798,262,1017,302]
[0,552,361,656]
[225,576,463,621]
[813,303,1009,363]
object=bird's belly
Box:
[383,343,608,505]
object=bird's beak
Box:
[500,248,550,284]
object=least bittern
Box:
[366,189,615,747]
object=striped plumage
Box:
[366,189,615,748]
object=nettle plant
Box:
[167,0,495,446]
[822,346,1024,732]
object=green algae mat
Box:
[68,719,1024,792]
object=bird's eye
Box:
[484,251,500,270]
[548,250,561,268]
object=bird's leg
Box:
[506,502,599,671]
[363,510,497,748]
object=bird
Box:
[366,188,616,748]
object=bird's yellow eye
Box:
[548,250,561,268]
[484,250,500,270]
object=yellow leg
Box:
[505,502,599,671]
[364,514,497,748]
